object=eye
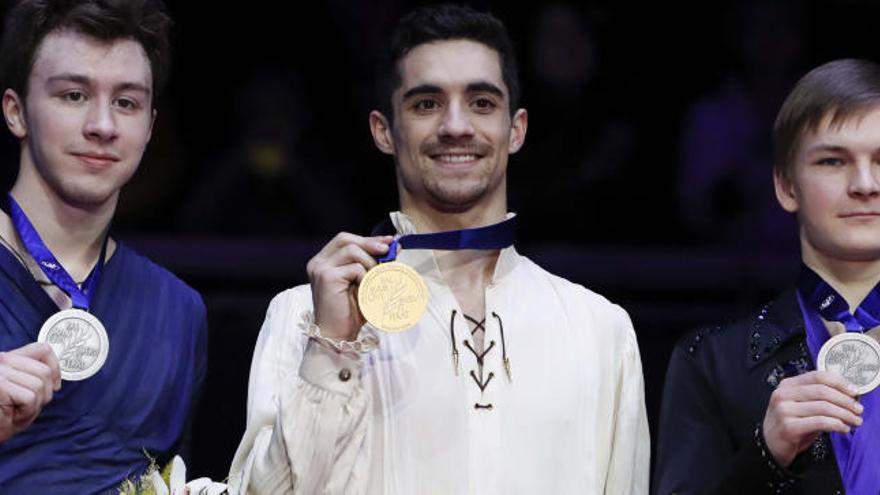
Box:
[413,99,439,112]
[114,97,140,111]
[61,91,86,103]
[817,157,844,166]
[472,97,497,111]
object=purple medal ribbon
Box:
[377,215,517,263]
[796,264,880,493]
[6,194,106,311]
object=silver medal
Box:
[817,332,880,395]
[37,309,109,381]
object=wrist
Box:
[754,423,796,489]
[302,311,379,354]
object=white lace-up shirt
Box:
[228,212,650,494]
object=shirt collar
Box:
[388,211,520,285]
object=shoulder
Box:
[669,294,794,383]
[114,243,206,317]
[514,253,635,348]
[673,311,756,364]
[517,253,630,321]
[264,284,313,319]
[517,254,620,311]
[255,284,313,350]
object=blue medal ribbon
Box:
[795,263,880,494]
[797,264,880,332]
[377,215,517,263]
[6,194,106,311]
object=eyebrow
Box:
[467,81,505,98]
[47,73,151,95]
[402,84,443,100]
[805,144,850,154]
[401,80,506,100]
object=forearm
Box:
[234,341,371,495]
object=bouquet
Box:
[118,454,227,495]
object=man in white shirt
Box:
[229,5,649,494]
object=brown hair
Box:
[0,0,172,107]
[774,58,880,177]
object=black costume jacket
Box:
[654,289,845,494]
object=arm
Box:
[653,344,783,495]
[230,233,392,494]
[603,308,650,495]
[228,290,372,494]
[654,339,862,495]
[173,299,208,463]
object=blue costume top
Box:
[0,241,207,494]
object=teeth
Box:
[436,154,477,163]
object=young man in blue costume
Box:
[656,59,880,494]
[229,5,649,494]
[0,0,206,492]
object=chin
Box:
[828,243,880,263]
[426,186,488,213]
[55,182,120,209]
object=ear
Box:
[508,108,528,154]
[369,110,395,155]
[3,89,27,139]
[774,168,799,213]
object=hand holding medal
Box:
[359,215,517,333]
[762,370,863,467]
[6,195,109,381]
[800,268,880,395]
[311,216,517,337]
[307,233,396,341]
[0,342,61,443]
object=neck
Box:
[8,164,115,279]
[399,198,507,311]
[400,195,507,234]
[803,247,880,310]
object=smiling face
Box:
[370,39,527,217]
[776,107,880,263]
[3,29,155,210]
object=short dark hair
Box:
[774,58,880,177]
[377,4,520,119]
[0,0,172,107]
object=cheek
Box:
[126,119,154,151]
[794,179,839,228]
[796,172,839,205]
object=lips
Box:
[431,153,480,163]
[423,142,490,167]
[71,151,120,168]
[839,212,880,218]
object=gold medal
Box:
[357,261,428,332]
[38,308,109,381]
[817,332,880,395]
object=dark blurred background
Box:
[3,0,880,482]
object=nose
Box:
[849,160,880,198]
[82,100,118,142]
[437,100,475,140]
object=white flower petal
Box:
[186,477,211,492]
[169,455,187,493]
[150,471,169,495]
[207,482,228,495]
